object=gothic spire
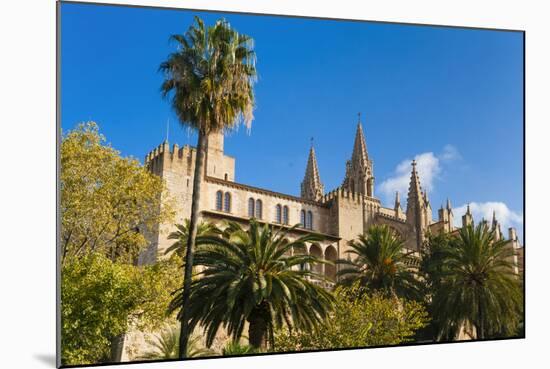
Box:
[301,143,324,201]
[406,160,427,250]
[351,119,369,169]
[342,115,374,196]
[407,160,423,207]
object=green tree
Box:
[61,121,173,264]
[337,225,422,300]
[165,220,221,258]
[169,220,334,350]
[417,231,457,341]
[432,223,522,340]
[138,324,214,360]
[274,282,429,351]
[61,253,182,365]
[159,16,256,358]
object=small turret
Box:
[394,191,403,218]
[508,227,517,241]
[446,198,454,230]
[462,204,474,227]
[437,198,454,233]
[491,210,502,241]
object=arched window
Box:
[306,211,313,230]
[255,199,263,219]
[283,206,289,225]
[275,204,282,223]
[300,210,306,228]
[248,198,255,217]
[215,191,223,211]
[224,192,231,212]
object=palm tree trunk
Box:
[477,299,485,340]
[178,131,207,358]
[248,302,269,350]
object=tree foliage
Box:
[61,253,182,365]
[61,121,174,264]
[430,224,523,340]
[165,220,221,258]
[337,225,422,300]
[159,16,256,136]
[274,282,429,351]
[169,220,334,350]
[137,324,214,360]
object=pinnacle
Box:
[301,143,324,200]
[351,122,369,168]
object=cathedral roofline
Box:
[205,176,330,208]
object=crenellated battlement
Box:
[145,141,196,164]
[144,141,197,177]
[320,186,380,205]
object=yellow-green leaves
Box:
[61,122,174,264]
[61,253,182,365]
[274,282,429,351]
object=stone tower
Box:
[406,160,429,250]
[342,118,374,196]
[301,144,324,201]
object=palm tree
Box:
[221,341,257,356]
[138,324,214,360]
[169,220,334,350]
[337,224,422,300]
[165,220,220,258]
[417,231,458,341]
[159,16,256,358]
[432,223,522,340]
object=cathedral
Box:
[142,118,522,279]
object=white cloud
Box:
[378,145,459,205]
[441,144,461,162]
[453,202,523,238]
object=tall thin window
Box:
[300,210,306,228]
[306,211,313,230]
[275,204,282,223]
[224,192,231,212]
[248,198,255,217]
[256,199,263,219]
[283,206,289,225]
[215,191,223,211]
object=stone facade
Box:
[142,118,523,280]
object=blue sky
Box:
[60,2,524,240]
